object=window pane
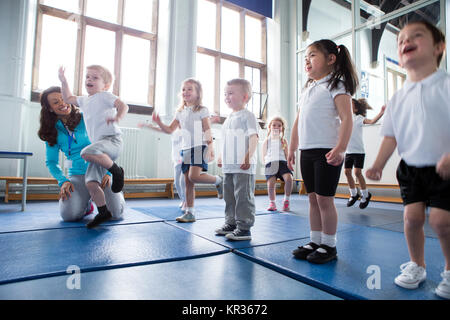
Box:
[196,53,215,114]
[221,7,240,56]
[82,26,116,95]
[245,66,260,92]
[197,0,216,49]
[85,0,118,24]
[41,0,79,13]
[245,15,262,62]
[123,0,154,32]
[121,35,151,105]
[38,15,77,91]
[220,59,239,116]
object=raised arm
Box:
[152,112,179,134]
[58,66,78,106]
[364,105,386,125]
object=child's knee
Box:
[429,210,450,235]
[404,210,426,228]
[344,168,352,177]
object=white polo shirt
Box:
[347,114,365,154]
[381,69,450,167]
[175,106,210,150]
[77,91,122,142]
[298,75,351,150]
[221,108,259,174]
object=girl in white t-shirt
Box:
[152,78,223,222]
[262,116,293,212]
[288,39,358,264]
[345,99,385,209]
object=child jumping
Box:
[263,116,293,212]
[59,65,128,228]
[215,78,259,241]
[345,99,385,209]
[366,20,450,299]
[152,78,223,222]
[288,40,358,264]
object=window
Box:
[33,0,159,111]
[196,0,267,119]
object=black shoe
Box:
[306,244,337,264]
[359,192,372,209]
[111,166,124,193]
[347,194,360,207]
[292,242,320,260]
[86,210,112,229]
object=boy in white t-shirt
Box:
[59,65,129,228]
[366,20,450,299]
[215,79,259,241]
[344,98,385,209]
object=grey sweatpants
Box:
[60,174,125,222]
[224,173,256,230]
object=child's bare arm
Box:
[436,153,450,180]
[287,112,299,171]
[366,136,397,181]
[58,66,78,105]
[152,112,179,134]
[241,134,258,170]
[364,105,386,125]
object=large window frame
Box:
[196,0,268,120]
[32,0,159,114]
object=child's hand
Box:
[210,115,221,124]
[152,112,161,125]
[287,151,295,171]
[106,116,120,125]
[217,156,222,168]
[366,167,382,181]
[240,156,250,170]
[100,175,111,189]
[436,153,450,180]
[325,148,344,166]
[58,66,68,83]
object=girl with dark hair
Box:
[38,86,125,223]
[288,39,358,264]
[345,99,385,209]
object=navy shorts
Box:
[396,159,450,211]
[300,148,343,197]
[265,161,293,181]
[181,145,208,174]
[344,153,365,169]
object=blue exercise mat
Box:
[167,213,359,250]
[0,222,229,285]
[0,208,163,234]
[236,225,445,300]
[0,252,340,300]
[133,205,274,221]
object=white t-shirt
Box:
[171,129,183,164]
[264,138,287,164]
[221,108,259,174]
[77,92,121,142]
[347,114,365,154]
[297,74,351,150]
[175,106,210,150]
[381,69,450,167]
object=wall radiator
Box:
[117,127,146,179]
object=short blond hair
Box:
[86,65,113,89]
[227,78,252,102]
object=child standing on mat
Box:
[152,78,223,222]
[345,99,385,209]
[138,122,186,211]
[366,20,450,299]
[288,40,358,264]
[215,79,259,241]
[263,116,293,212]
[58,65,128,228]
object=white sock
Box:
[215,176,222,185]
[361,189,369,201]
[310,231,321,246]
[321,232,336,248]
[349,188,357,197]
[284,195,290,201]
[186,207,195,214]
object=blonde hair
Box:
[267,116,288,150]
[176,78,204,113]
[226,78,252,102]
[86,65,113,90]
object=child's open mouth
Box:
[402,45,417,54]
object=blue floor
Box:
[0,195,445,300]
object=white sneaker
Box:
[394,261,426,289]
[436,270,450,299]
[176,211,196,223]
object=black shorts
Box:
[344,153,365,169]
[300,148,343,197]
[396,159,450,211]
[181,145,208,174]
[265,161,293,181]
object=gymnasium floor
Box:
[0,194,444,300]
